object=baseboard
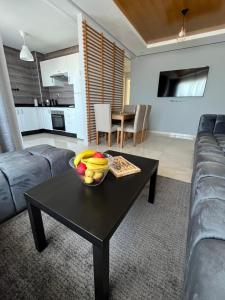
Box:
[150,130,195,140]
[22,129,44,136]
[21,129,77,138]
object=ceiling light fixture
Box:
[177,8,189,42]
[19,30,34,62]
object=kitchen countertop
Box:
[15,104,75,108]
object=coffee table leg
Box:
[148,168,158,204]
[27,202,47,252]
[93,241,109,300]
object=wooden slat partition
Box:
[83,20,125,142]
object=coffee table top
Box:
[25,151,158,245]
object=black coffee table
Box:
[25,151,158,300]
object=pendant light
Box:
[19,30,34,62]
[177,8,189,41]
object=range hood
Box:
[50,72,68,80]
[50,72,68,86]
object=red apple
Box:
[76,162,87,175]
[93,152,105,158]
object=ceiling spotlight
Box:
[177,8,189,41]
[19,30,34,62]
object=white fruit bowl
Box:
[69,153,113,187]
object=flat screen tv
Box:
[157,66,209,97]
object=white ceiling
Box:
[0,0,78,53]
[1,0,225,56]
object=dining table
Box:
[112,111,135,148]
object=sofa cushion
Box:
[26,144,74,176]
[191,176,225,214]
[191,162,225,198]
[184,239,225,300]
[187,198,225,261]
[197,114,217,134]
[194,153,225,166]
[213,115,225,134]
[0,170,15,223]
[0,154,51,212]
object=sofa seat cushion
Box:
[0,170,16,223]
[0,150,32,161]
[26,144,74,176]
[187,198,225,260]
[184,239,225,300]
[0,154,51,212]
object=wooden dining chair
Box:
[94,104,118,147]
[117,105,146,146]
[141,105,152,142]
[123,105,137,114]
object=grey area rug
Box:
[0,176,190,300]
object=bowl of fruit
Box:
[69,150,113,186]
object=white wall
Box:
[131,42,225,136]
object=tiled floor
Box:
[23,133,194,183]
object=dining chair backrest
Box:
[94,104,111,132]
[133,105,146,132]
[123,105,136,114]
[143,105,152,130]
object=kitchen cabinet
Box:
[40,56,67,87]
[15,108,23,132]
[40,54,81,90]
[22,108,40,131]
[40,60,55,87]
[15,108,39,132]
[38,108,52,130]
[15,107,78,135]
[64,108,76,134]
[66,54,81,92]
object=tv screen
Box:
[157,66,209,97]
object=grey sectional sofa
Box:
[0,144,74,223]
[184,114,225,300]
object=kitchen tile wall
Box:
[48,84,74,105]
[4,46,40,104]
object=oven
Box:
[51,110,65,131]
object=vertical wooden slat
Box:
[100,33,104,103]
[83,20,92,143]
[112,43,116,110]
[83,21,125,142]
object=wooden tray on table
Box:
[110,156,141,178]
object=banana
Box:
[74,150,96,167]
[85,162,108,171]
[84,157,108,165]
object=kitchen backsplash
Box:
[4,45,78,106]
[49,85,74,105]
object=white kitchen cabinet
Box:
[64,108,76,134]
[40,60,55,87]
[50,56,67,75]
[22,108,40,131]
[40,56,67,87]
[41,108,52,130]
[66,54,81,92]
[15,108,23,132]
[15,108,39,132]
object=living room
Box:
[0,0,225,299]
